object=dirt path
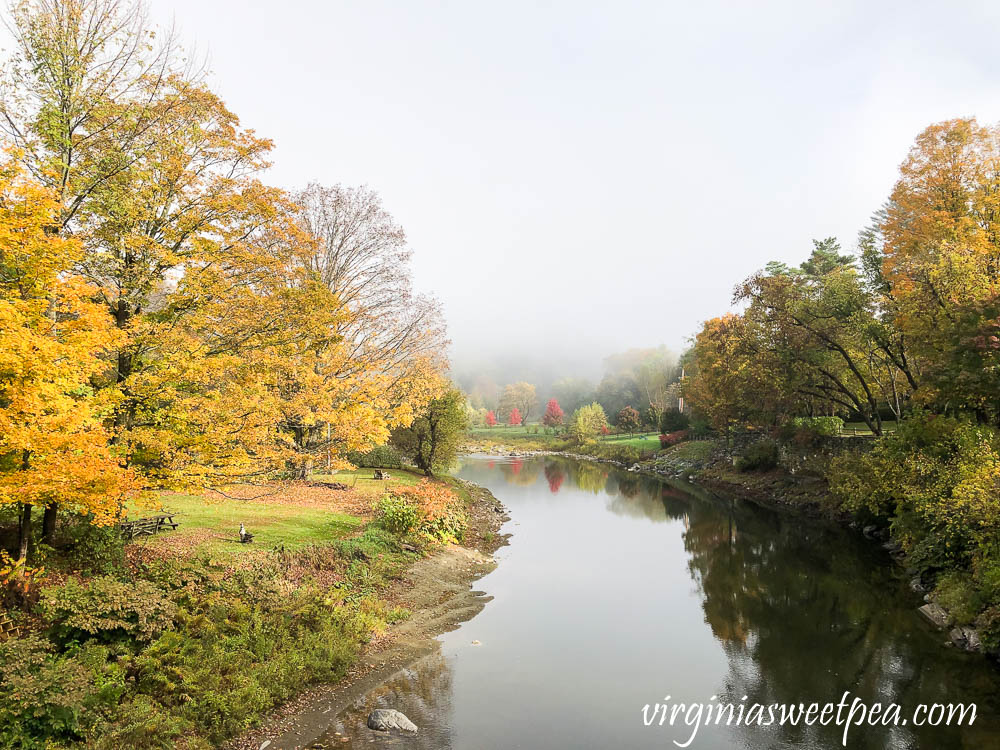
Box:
[227,481,509,750]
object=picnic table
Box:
[119,513,179,540]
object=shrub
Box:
[376,480,467,542]
[0,549,45,607]
[689,415,712,438]
[0,634,92,748]
[659,409,690,433]
[345,445,403,469]
[828,415,1000,568]
[41,576,177,646]
[933,571,982,626]
[734,439,779,472]
[789,416,844,436]
[659,430,690,448]
[57,516,126,576]
[976,605,1000,652]
[374,493,420,536]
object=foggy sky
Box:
[27,1,1000,377]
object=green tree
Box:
[569,402,608,441]
[392,389,468,476]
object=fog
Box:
[64,1,1000,382]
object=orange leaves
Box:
[383,480,466,542]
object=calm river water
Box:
[317,455,1000,749]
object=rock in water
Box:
[367,709,418,733]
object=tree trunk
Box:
[42,503,57,542]
[17,503,31,568]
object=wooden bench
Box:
[119,513,179,540]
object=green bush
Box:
[41,576,177,646]
[345,444,403,469]
[790,416,844,436]
[734,439,779,472]
[659,409,690,433]
[374,493,420,536]
[57,518,126,576]
[689,415,712,438]
[0,635,92,748]
[976,605,1000,652]
[828,415,1000,567]
[934,572,983,626]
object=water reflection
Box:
[319,651,457,748]
[316,456,1000,750]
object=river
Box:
[313,454,1000,749]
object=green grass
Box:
[596,431,660,450]
[126,467,431,560]
[664,439,715,461]
[132,493,362,560]
[469,424,562,440]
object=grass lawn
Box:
[663,439,715,461]
[126,467,431,561]
[597,431,661,449]
[469,424,561,440]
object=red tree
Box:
[508,407,522,426]
[541,398,564,428]
[485,410,497,427]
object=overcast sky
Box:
[136,1,1000,372]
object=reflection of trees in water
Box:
[321,651,456,749]
[543,462,565,494]
[499,458,543,486]
[682,496,1000,749]
[573,461,610,494]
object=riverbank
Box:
[227,480,510,750]
[0,470,509,749]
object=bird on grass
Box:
[239,523,254,544]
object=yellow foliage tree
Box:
[0,157,134,564]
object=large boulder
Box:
[367,708,418,733]
[949,626,982,652]
[918,603,952,629]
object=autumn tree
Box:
[485,410,497,427]
[0,0,320,503]
[616,405,641,436]
[508,407,522,426]
[498,382,537,424]
[291,182,447,472]
[391,388,467,477]
[569,402,608,441]
[685,314,792,434]
[541,398,564,429]
[734,239,914,434]
[874,118,1000,419]
[0,158,134,564]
